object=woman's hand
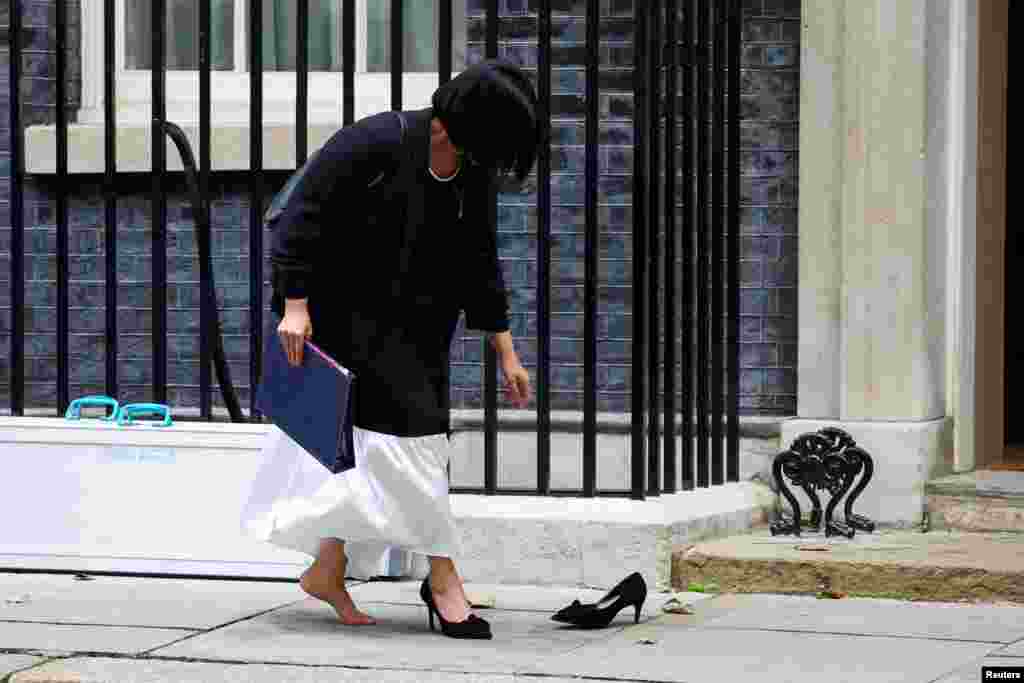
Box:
[278,299,313,367]
[501,355,531,408]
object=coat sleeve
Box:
[270,117,401,299]
[462,173,511,333]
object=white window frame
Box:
[81,0,450,125]
[28,0,461,173]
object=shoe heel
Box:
[634,601,643,624]
[428,606,436,632]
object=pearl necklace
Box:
[428,161,461,182]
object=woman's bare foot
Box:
[300,540,375,626]
[300,564,376,625]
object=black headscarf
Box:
[431,60,546,182]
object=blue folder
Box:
[256,317,356,474]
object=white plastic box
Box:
[0,416,409,579]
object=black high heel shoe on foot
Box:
[419,576,493,640]
[551,572,647,629]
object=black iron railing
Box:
[5,0,743,501]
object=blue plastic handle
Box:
[116,403,173,427]
[65,395,120,421]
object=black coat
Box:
[269,108,510,437]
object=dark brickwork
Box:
[738,0,799,415]
[0,0,799,417]
[0,1,82,127]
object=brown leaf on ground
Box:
[662,597,696,615]
[465,592,496,609]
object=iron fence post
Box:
[727,0,742,482]
[200,0,213,419]
[104,0,119,401]
[9,0,24,416]
[249,0,265,419]
[56,0,70,415]
[680,0,695,490]
[343,1,355,125]
[483,0,499,495]
[711,0,726,485]
[631,0,650,500]
[391,0,404,110]
[439,0,453,85]
[151,0,169,406]
[537,0,553,496]
[647,0,664,497]
[583,0,600,498]
[663,0,680,494]
[695,0,710,488]
[297,0,309,165]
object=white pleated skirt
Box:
[239,425,461,578]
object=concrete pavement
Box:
[1,573,1022,682]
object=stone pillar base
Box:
[780,418,953,528]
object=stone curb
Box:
[670,547,1024,603]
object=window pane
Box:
[251,0,344,72]
[367,0,467,73]
[125,0,235,71]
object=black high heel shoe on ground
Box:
[551,572,647,629]
[419,576,493,640]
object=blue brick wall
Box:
[0,0,799,417]
[739,0,799,415]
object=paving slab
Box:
[151,598,638,677]
[0,574,304,630]
[0,623,188,655]
[349,580,712,618]
[994,640,1024,657]
[8,658,595,683]
[933,657,1024,682]
[536,621,995,683]
[697,593,1024,643]
[1,656,46,678]
[673,530,1024,602]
